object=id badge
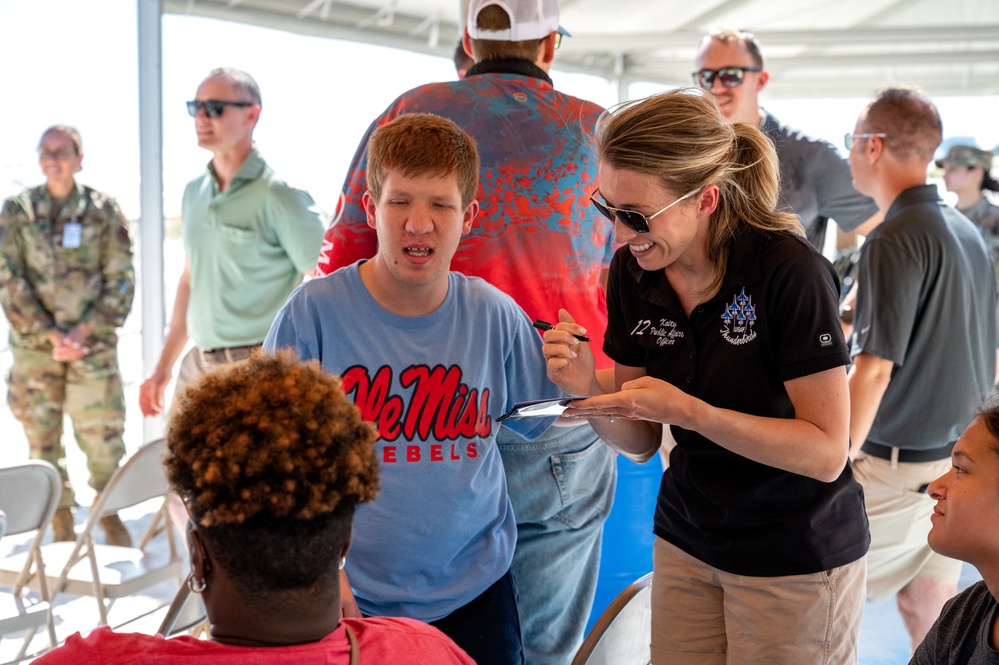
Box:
[62,220,82,248]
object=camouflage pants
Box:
[7,345,126,508]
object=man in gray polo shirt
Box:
[139,68,324,416]
[694,28,880,250]
[846,85,997,652]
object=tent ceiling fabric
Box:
[163,0,999,98]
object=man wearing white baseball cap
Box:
[315,1,615,664]
[465,0,570,41]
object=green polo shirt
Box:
[181,148,325,349]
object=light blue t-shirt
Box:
[263,262,560,620]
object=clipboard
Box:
[496,397,582,422]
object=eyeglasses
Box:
[844,133,887,150]
[692,67,761,90]
[590,187,702,233]
[37,149,77,161]
[554,33,562,50]
[186,99,255,119]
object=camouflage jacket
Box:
[0,182,134,351]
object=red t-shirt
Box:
[33,617,474,664]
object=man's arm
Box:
[847,351,894,460]
[139,260,191,417]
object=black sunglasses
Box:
[692,67,761,90]
[589,188,701,234]
[186,99,254,119]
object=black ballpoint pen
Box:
[533,319,591,342]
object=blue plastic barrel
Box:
[585,452,664,633]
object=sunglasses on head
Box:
[186,99,254,119]
[692,67,761,90]
[589,187,702,233]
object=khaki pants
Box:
[174,344,259,397]
[853,454,962,599]
[650,538,867,665]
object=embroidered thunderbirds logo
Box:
[721,287,757,346]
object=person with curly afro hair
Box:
[34,350,474,664]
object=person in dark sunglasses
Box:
[692,66,761,91]
[186,99,255,119]
[139,67,324,428]
[694,28,879,251]
[541,88,869,664]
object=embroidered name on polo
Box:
[721,287,757,346]
[630,318,685,347]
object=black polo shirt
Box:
[604,227,869,576]
[853,185,998,451]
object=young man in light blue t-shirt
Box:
[263,113,562,665]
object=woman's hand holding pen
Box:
[542,311,664,461]
[540,309,601,397]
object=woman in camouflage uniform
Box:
[0,126,134,545]
[939,144,999,282]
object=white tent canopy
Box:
[137,0,999,438]
[162,0,999,98]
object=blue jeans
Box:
[430,568,524,665]
[498,422,617,665]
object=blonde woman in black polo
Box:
[540,89,869,665]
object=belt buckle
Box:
[197,347,212,366]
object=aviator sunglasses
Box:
[692,67,761,90]
[186,99,255,119]
[589,188,702,233]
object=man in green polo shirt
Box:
[139,68,325,416]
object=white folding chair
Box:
[0,461,61,661]
[156,582,207,638]
[571,572,652,665]
[0,440,183,627]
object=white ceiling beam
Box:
[295,0,330,20]
[561,25,999,53]
[160,0,999,99]
[673,0,755,31]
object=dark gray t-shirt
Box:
[911,581,999,664]
[852,185,998,449]
[763,112,879,250]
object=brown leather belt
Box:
[196,344,261,366]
